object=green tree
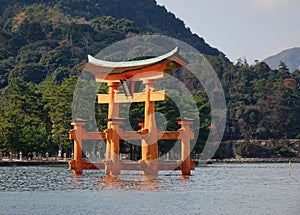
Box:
[0,79,48,153]
[9,63,47,84]
[40,76,78,154]
[18,21,46,42]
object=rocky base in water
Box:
[215,139,300,159]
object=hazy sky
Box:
[156,0,300,64]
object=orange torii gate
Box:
[69,47,195,176]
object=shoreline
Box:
[1,157,300,167]
[0,159,69,167]
[195,157,300,165]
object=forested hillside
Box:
[0,0,299,158]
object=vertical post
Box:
[177,119,194,176]
[109,119,122,176]
[105,81,120,175]
[71,120,86,175]
[107,81,120,120]
[141,79,159,175]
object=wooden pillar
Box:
[109,119,122,176]
[105,81,120,175]
[107,81,120,120]
[141,79,159,175]
[177,119,194,176]
[71,120,86,175]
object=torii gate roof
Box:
[82,47,187,81]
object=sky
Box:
[156,0,300,64]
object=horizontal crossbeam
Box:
[98,90,166,104]
[70,130,194,141]
[93,70,166,82]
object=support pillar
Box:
[108,119,122,176]
[71,120,86,175]
[107,81,120,119]
[105,81,120,175]
[177,119,194,176]
[141,79,159,175]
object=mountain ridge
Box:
[0,0,219,56]
[263,47,300,71]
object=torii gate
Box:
[69,47,195,176]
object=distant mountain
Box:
[263,47,300,71]
[0,0,225,88]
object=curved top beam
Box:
[88,47,180,69]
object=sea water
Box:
[0,163,299,214]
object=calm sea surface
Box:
[0,163,299,215]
